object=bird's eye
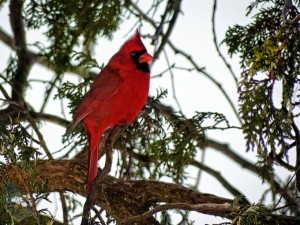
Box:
[130,49,150,72]
[130,51,137,57]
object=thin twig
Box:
[40,74,61,113]
[0,83,11,101]
[30,112,69,127]
[0,27,94,79]
[59,192,69,225]
[12,165,41,225]
[163,49,182,112]
[194,148,206,190]
[26,114,53,159]
[91,206,106,225]
[167,40,241,123]
[121,202,232,225]
[211,0,238,86]
[190,160,250,204]
[153,0,182,60]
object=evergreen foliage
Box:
[224,0,300,171]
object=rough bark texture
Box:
[2,159,232,224]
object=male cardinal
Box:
[71,30,152,195]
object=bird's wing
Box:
[70,66,124,129]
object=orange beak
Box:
[139,52,153,63]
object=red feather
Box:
[72,30,152,196]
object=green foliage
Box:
[247,34,285,76]
[24,0,123,72]
[0,122,39,163]
[56,79,93,155]
[233,204,279,225]
[223,0,284,67]
[0,0,7,9]
[59,81,232,184]
[110,89,232,183]
[223,0,300,167]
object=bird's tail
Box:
[86,132,100,196]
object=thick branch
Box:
[9,0,34,103]
[2,160,299,225]
[2,159,232,224]
[122,202,232,225]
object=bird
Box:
[71,30,152,196]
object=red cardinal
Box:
[71,30,152,195]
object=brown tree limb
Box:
[9,0,35,104]
[121,202,233,225]
[2,159,299,225]
[124,146,248,203]
[59,192,68,225]
[2,159,232,224]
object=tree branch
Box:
[206,138,297,208]
[2,159,299,225]
[9,0,34,104]
[122,202,232,225]
[190,159,250,204]
[2,159,232,224]
[211,0,238,86]
[207,139,259,174]
[153,0,182,60]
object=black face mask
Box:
[130,49,150,72]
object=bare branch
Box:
[9,0,35,103]
[0,26,15,49]
[122,202,233,225]
[0,27,93,79]
[30,112,69,127]
[81,125,128,225]
[59,192,69,225]
[124,147,248,202]
[207,138,297,208]
[211,0,238,86]
[190,159,250,204]
[167,40,241,123]
[162,49,182,112]
[26,114,53,159]
[152,0,182,60]
[207,139,259,173]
